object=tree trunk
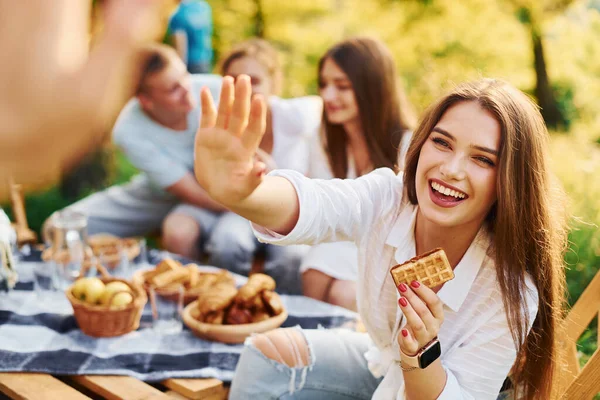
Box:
[253,0,265,38]
[532,28,564,129]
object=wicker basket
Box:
[65,277,147,338]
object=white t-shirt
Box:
[113,74,222,193]
[267,95,323,174]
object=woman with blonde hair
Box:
[193,76,568,399]
[202,38,321,293]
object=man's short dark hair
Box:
[136,44,179,94]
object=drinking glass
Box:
[99,242,130,278]
[33,262,57,297]
[149,285,183,335]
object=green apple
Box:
[72,277,105,304]
[100,281,132,306]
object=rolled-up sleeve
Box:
[252,168,403,246]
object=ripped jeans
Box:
[229,327,382,400]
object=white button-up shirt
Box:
[253,168,539,399]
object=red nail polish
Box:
[411,281,420,289]
[401,329,408,337]
[398,283,408,293]
[399,297,408,307]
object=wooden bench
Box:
[558,267,600,399]
[0,374,228,400]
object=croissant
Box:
[197,283,237,314]
[214,269,235,286]
[203,310,225,325]
[236,273,276,304]
[262,290,283,316]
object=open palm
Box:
[194,76,267,205]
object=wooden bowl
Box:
[182,298,288,344]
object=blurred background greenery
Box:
[2,0,599,364]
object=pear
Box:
[71,278,88,301]
[72,277,105,304]
[108,292,134,309]
[99,281,133,307]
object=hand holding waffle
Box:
[391,249,451,357]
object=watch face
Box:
[418,340,441,369]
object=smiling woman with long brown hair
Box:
[193,76,568,399]
[402,81,569,398]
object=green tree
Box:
[506,0,577,129]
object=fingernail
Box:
[411,281,420,289]
[399,297,408,307]
[398,283,408,293]
[401,329,409,337]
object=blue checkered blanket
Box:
[0,250,356,382]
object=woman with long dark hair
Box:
[302,37,416,310]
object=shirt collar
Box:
[436,228,490,312]
[385,204,492,313]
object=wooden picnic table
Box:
[0,373,228,400]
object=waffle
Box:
[389,248,454,289]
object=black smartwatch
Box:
[400,337,441,369]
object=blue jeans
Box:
[229,327,515,400]
[206,212,308,294]
[229,328,382,399]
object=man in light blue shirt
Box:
[169,0,213,74]
[51,44,224,259]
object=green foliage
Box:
[549,129,600,366]
[516,6,533,24]
[1,151,138,237]
[59,148,113,201]
[550,80,578,131]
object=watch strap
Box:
[399,337,440,369]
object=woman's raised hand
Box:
[194,75,268,206]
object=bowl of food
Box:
[132,259,243,304]
[182,273,288,343]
